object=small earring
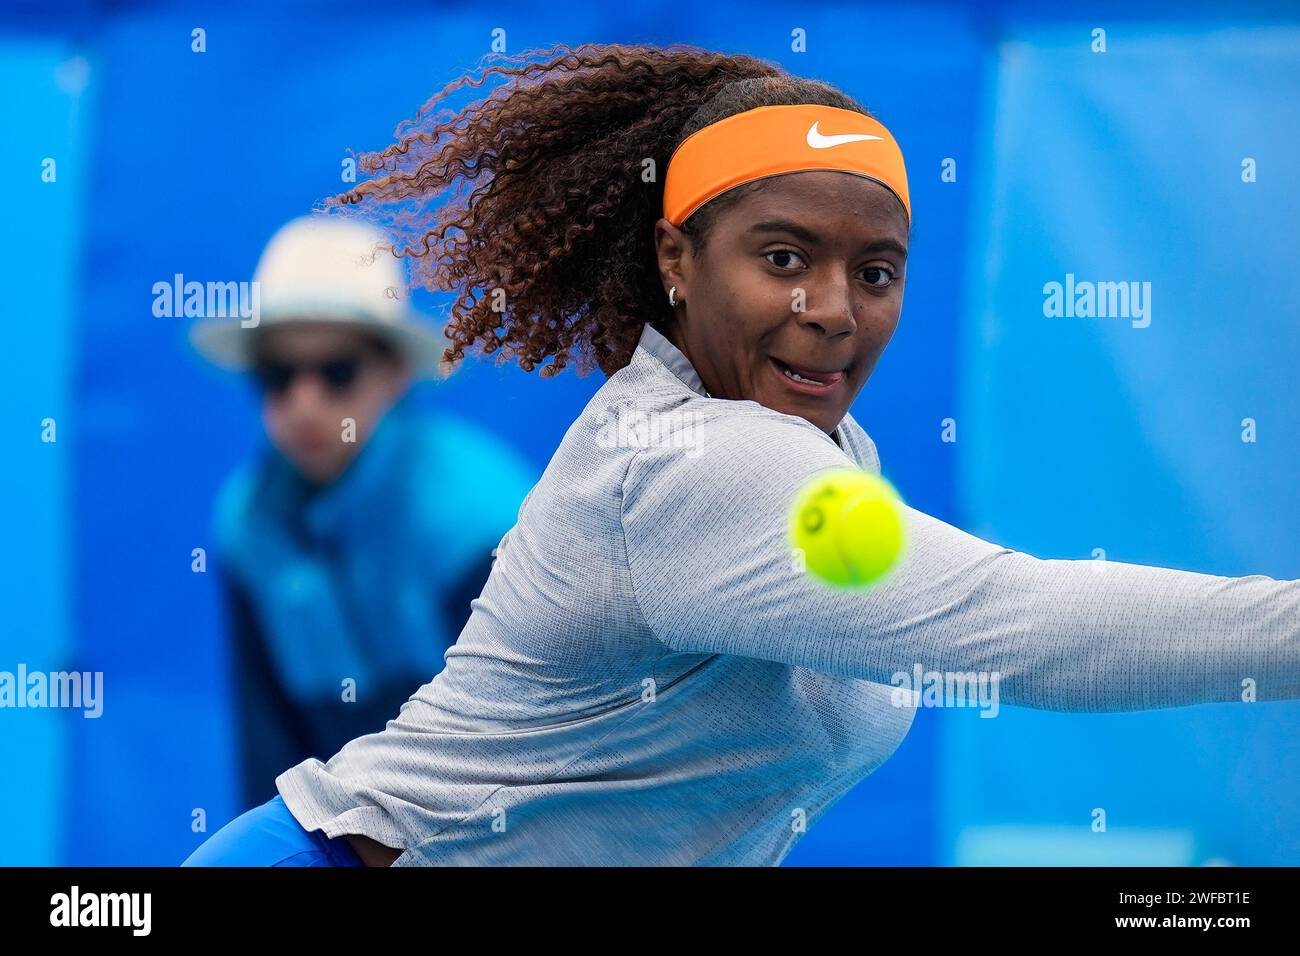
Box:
[668,286,678,307]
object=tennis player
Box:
[184,42,1300,867]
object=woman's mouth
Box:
[768,356,845,396]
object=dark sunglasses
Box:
[252,354,372,396]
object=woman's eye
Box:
[765,250,807,270]
[765,251,896,289]
[862,266,896,289]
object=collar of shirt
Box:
[638,321,710,396]
[635,321,847,448]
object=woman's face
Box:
[654,170,908,435]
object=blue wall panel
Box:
[951,21,1300,865]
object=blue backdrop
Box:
[1,0,1295,866]
[950,19,1300,865]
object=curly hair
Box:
[326,42,876,378]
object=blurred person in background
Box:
[190,215,537,811]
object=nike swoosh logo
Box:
[806,121,883,149]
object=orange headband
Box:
[662,104,910,226]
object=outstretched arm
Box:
[621,411,1300,713]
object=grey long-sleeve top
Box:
[275,321,1300,865]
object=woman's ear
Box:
[653,218,691,302]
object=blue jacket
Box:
[213,394,536,810]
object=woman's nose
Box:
[795,272,857,337]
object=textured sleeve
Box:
[620,410,1300,712]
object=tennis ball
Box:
[788,468,906,588]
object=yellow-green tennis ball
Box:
[788,469,906,588]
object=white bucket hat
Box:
[189,215,451,378]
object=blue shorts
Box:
[182,794,365,867]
